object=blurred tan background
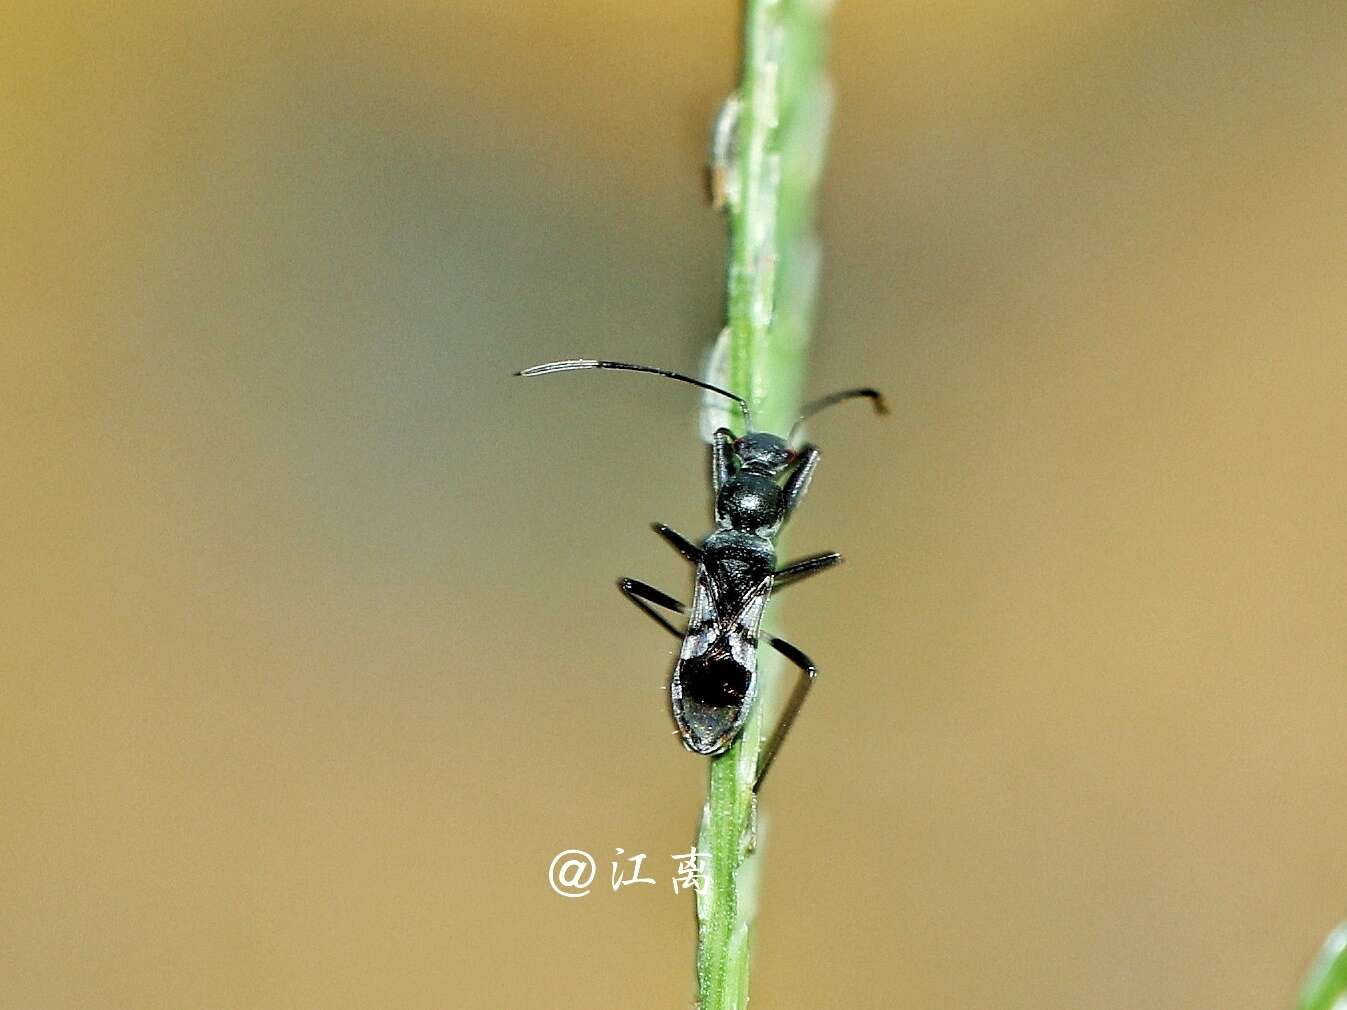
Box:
[4,2,1346,1008]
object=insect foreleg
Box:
[710,427,735,498]
[781,444,820,519]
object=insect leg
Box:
[781,444,820,519]
[753,636,818,793]
[711,427,735,498]
[773,551,842,592]
[617,578,687,640]
[652,523,702,564]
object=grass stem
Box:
[695,2,833,1007]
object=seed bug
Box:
[516,358,887,791]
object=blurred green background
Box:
[4,3,1346,1008]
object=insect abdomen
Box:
[674,647,754,754]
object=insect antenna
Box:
[787,387,888,443]
[515,358,754,430]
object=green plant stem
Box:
[1299,923,1347,1010]
[696,2,833,1008]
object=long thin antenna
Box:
[787,387,888,443]
[514,359,754,431]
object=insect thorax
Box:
[715,471,785,537]
[701,528,776,572]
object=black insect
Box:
[516,358,887,791]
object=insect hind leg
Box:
[753,636,818,793]
[617,578,687,640]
